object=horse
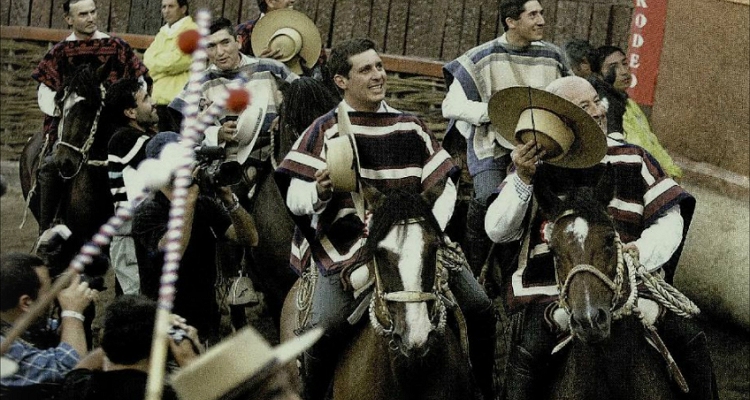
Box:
[534,167,684,399]
[280,181,474,400]
[20,63,113,279]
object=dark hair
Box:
[177,0,189,14]
[103,78,142,128]
[500,0,531,31]
[0,253,45,312]
[256,0,268,13]
[590,45,625,76]
[209,17,235,36]
[563,39,593,68]
[63,0,89,14]
[100,295,158,365]
[279,77,341,136]
[328,38,377,80]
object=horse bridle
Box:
[553,210,638,321]
[54,84,107,180]
[368,218,448,346]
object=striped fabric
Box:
[503,138,695,312]
[276,105,457,275]
[107,127,152,211]
[443,34,570,176]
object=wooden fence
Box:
[1,0,634,61]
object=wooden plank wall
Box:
[3,0,633,61]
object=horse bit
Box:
[54,84,107,179]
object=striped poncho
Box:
[275,105,457,275]
[501,138,695,313]
[443,34,569,176]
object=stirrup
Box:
[33,224,71,254]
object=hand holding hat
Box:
[488,86,607,169]
[251,9,322,75]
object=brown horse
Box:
[535,168,681,399]
[281,182,474,400]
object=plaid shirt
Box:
[0,334,80,387]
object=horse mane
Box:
[56,64,104,107]
[364,189,444,255]
[554,187,613,226]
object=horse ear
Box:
[534,168,563,220]
[421,176,448,206]
[595,163,616,208]
[360,180,385,211]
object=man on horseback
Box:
[275,38,497,400]
[103,78,160,295]
[484,76,716,399]
[31,0,148,241]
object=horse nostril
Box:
[595,308,610,329]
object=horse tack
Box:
[54,84,108,179]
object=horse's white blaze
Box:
[379,224,432,349]
[63,93,85,117]
[565,217,589,251]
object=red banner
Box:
[625,0,669,105]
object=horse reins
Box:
[55,84,107,179]
[368,218,448,343]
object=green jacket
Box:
[622,98,683,179]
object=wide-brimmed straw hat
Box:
[325,103,360,192]
[250,9,322,75]
[233,80,272,165]
[171,326,323,400]
[488,86,607,169]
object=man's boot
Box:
[36,156,65,233]
[464,198,492,277]
[468,313,498,400]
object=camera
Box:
[194,146,244,193]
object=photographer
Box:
[57,294,202,400]
[132,132,259,345]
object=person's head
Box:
[591,45,631,92]
[546,76,607,134]
[329,38,386,112]
[0,253,50,319]
[64,0,98,39]
[161,0,189,26]
[500,0,544,46]
[257,0,295,14]
[207,17,242,71]
[100,295,157,365]
[564,39,594,78]
[104,78,159,131]
[279,77,341,135]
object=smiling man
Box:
[441,0,571,281]
[275,38,497,400]
[143,0,198,132]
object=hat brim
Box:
[251,9,322,72]
[488,86,607,169]
[235,80,272,165]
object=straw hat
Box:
[250,9,322,75]
[171,327,323,400]
[488,86,607,169]
[233,80,272,165]
[324,104,360,192]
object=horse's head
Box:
[52,64,107,178]
[361,179,448,357]
[537,165,627,343]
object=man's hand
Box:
[511,140,546,184]
[259,46,283,60]
[168,314,202,367]
[218,121,238,145]
[58,273,96,314]
[315,169,333,201]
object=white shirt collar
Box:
[340,100,395,113]
[66,30,109,41]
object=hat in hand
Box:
[233,80,272,165]
[489,86,607,169]
[250,9,322,74]
[171,326,323,400]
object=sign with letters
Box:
[626,0,669,105]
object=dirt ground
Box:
[1,165,747,399]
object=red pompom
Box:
[177,30,201,54]
[226,89,251,113]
